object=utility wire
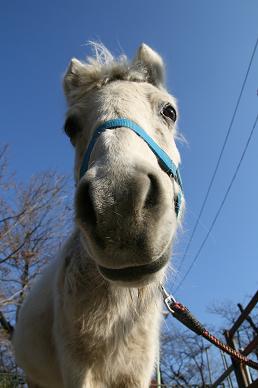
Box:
[175,112,258,292]
[175,37,258,280]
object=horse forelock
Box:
[64,42,158,103]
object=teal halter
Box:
[79,118,183,217]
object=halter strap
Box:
[79,118,183,217]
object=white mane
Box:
[63,42,163,100]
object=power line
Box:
[175,37,258,279]
[175,112,258,292]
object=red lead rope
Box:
[161,287,258,371]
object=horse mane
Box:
[64,42,152,98]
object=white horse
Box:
[13,43,184,388]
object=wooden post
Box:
[220,350,234,388]
[156,347,161,387]
[205,346,212,385]
[224,330,248,387]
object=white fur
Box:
[13,43,184,388]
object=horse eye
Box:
[64,116,82,143]
[161,104,177,123]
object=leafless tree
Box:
[208,298,258,384]
[0,145,72,381]
[161,323,221,387]
[208,299,258,354]
[160,296,258,387]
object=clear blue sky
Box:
[1,1,257,326]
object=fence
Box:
[212,291,258,387]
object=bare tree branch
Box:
[0,311,13,338]
[0,144,72,375]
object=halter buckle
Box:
[160,285,177,313]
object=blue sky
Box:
[1,1,258,326]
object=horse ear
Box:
[63,58,85,96]
[133,44,165,88]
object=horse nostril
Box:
[76,181,97,226]
[144,174,160,209]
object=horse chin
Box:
[103,274,161,288]
[97,254,168,288]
